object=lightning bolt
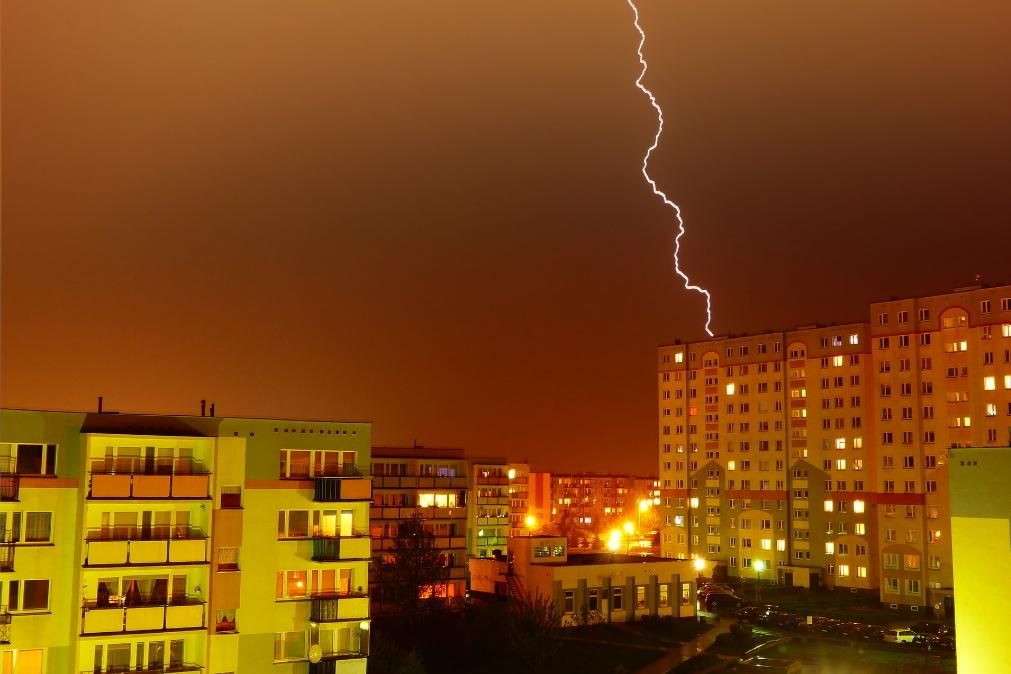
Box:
[627,0,714,337]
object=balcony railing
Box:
[0,459,19,502]
[84,529,208,567]
[80,596,206,635]
[308,651,369,673]
[88,472,210,500]
[309,592,370,623]
[0,536,13,573]
[0,605,10,644]
[313,476,372,503]
[369,505,467,521]
[82,662,203,673]
[372,474,468,490]
[311,532,371,562]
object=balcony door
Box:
[340,511,354,537]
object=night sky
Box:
[3,1,1009,474]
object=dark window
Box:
[16,445,43,475]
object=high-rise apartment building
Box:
[369,446,469,604]
[0,408,372,674]
[658,283,1011,614]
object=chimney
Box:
[97,396,104,413]
[200,400,206,417]
[209,402,216,417]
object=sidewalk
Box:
[633,615,736,674]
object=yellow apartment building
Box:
[659,283,1011,615]
[0,408,372,674]
[469,459,510,559]
[949,446,1010,674]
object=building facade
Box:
[469,535,703,625]
[469,459,510,559]
[0,409,372,674]
[550,473,660,544]
[949,446,1011,673]
[369,446,469,604]
[658,283,1011,613]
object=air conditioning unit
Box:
[911,605,919,612]
[889,604,898,610]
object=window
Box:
[274,631,306,661]
[8,579,50,612]
[24,512,52,542]
[0,443,58,476]
[612,587,623,610]
[277,511,310,539]
[878,313,889,325]
[981,300,992,313]
[906,579,921,595]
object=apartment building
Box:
[658,283,1011,613]
[551,474,661,535]
[507,463,530,537]
[0,408,372,674]
[949,446,1011,673]
[369,446,469,604]
[469,459,510,559]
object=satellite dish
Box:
[308,644,323,664]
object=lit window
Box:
[849,334,859,345]
[984,376,996,391]
[835,438,846,450]
[674,352,684,363]
[835,459,847,471]
[823,500,834,512]
[853,500,865,514]
[825,542,834,554]
[838,565,850,577]
[854,522,866,535]
[726,383,736,395]
[832,355,844,367]
[727,461,736,471]
[689,497,699,509]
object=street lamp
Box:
[754,560,765,602]
[622,521,634,554]
[693,557,706,580]
[524,515,537,534]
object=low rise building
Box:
[469,535,702,625]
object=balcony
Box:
[476,496,509,506]
[476,516,510,526]
[80,596,206,635]
[308,652,368,673]
[476,536,508,547]
[313,475,372,503]
[309,592,370,623]
[0,537,13,573]
[0,605,10,644]
[311,533,372,562]
[83,663,203,673]
[369,505,467,521]
[0,459,19,502]
[88,458,210,500]
[475,474,508,485]
[84,528,208,567]
[372,474,468,490]
[371,535,466,553]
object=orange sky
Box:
[3,1,1009,473]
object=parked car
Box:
[706,592,744,610]
[835,622,867,638]
[883,628,917,644]
[911,621,953,637]
[857,626,886,642]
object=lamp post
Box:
[623,521,634,555]
[754,560,765,602]
[693,557,706,581]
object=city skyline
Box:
[4,1,1010,475]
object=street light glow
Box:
[754,560,765,572]
[623,521,635,535]
[693,558,705,572]
[524,515,536,529]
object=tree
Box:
[505,592,562,673]
[377,514,448,626]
